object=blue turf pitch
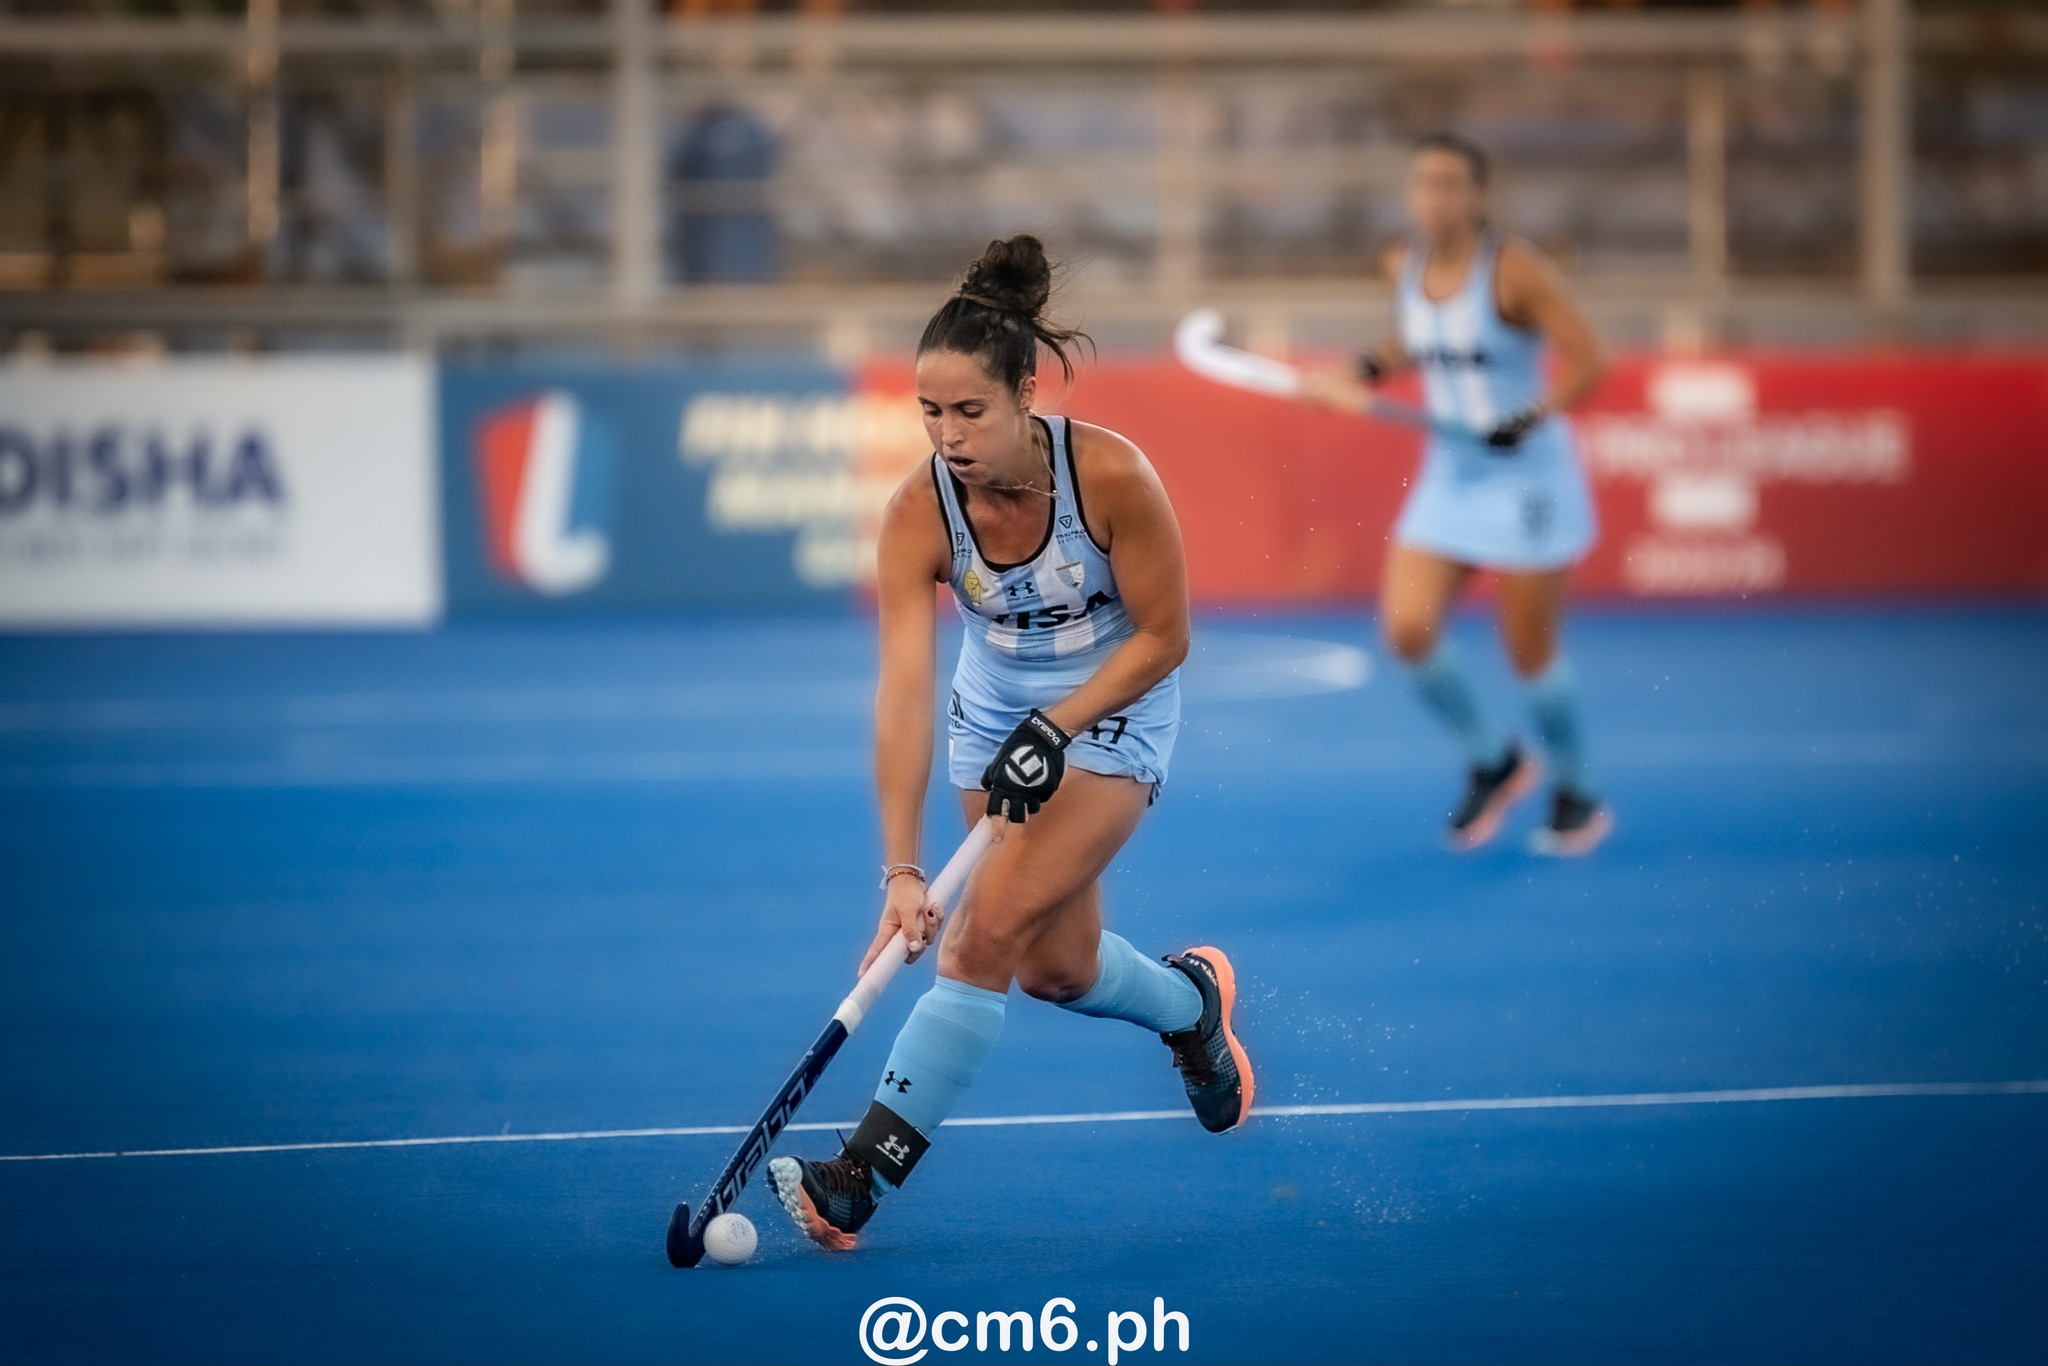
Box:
[2,607,2044,1363]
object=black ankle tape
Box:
[845,1100,931,1189]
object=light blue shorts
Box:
[946,636,1180,793]
[1393,421,1597,572]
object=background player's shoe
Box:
[1447,743,1540,851]
[1527,788,1613,857]
[1161,948,1254,1133]
[767,1153,876,1252]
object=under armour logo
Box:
[882,1071,912,1094]
[878,1135,912,1164]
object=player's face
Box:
[1405,149,1485,243]
[916,349,1037,487]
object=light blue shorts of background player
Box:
[945,636,1180,794]
[1392,419,1597,572]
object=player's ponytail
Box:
[919,234,1091,393]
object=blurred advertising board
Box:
[855,352,2048,602]
[8,349,2031,631]
[0,357,440,627]
[1573,356,2048,597]
[438,358,918,614]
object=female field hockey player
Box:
[1306,132,1613,856]
[767,235,1253,1251]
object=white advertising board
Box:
[0,357,441,627]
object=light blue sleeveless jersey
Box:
[934,415,1179,789]
[1393,233,1597,570]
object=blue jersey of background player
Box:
[1306,132,1614,856]
[768,235,1254,1252]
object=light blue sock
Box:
[1525,657,1588,793]
[869,977,1006,1190]
[1058,931,1202,1034]
[1409,642,1507,768]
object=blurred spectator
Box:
[668,105,782,283]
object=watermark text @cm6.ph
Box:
[858,1295,1190,1365]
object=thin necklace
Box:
[980,418,1055,499]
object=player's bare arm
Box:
[863,470,949,973]
[1496,237,1606,416]
[1300,243,1417,411]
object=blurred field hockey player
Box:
[1306,133,1614,855]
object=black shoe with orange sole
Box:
[767,1153,876,1252]
[1161,948,1254,1133]
[1527,787,1614,857]
[1447,743,1541,851]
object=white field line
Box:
[5,1079,2043,1165]
[5,730,2047,790]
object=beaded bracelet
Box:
[880,863,927,889]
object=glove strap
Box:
[1023,708,1070,751]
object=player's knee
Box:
[1383,614,1439,665]
[1015,964,1091,1005]
[937,912,1035,986]
[937,930,1012,987]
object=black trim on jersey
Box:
[1408,229,1535,336]
[944,413,1059,573]
[1057,415,1113,558]
[928,453,966,552]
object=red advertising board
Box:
[861,353,2048,602]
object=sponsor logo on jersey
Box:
[1413,344,1493,368]
[986,590,1116,631]
[473,390,612,596]
[1005,577,1037,602]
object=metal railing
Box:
[1,3,2044,354]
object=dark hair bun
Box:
[919,233,1089,392]
[959,235,1054,319]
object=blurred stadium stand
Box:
[0,0,2043,356]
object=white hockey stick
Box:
[666,818,994,1267]
[1173,308,1475,440]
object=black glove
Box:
[1354,351,1388,386]
[1485,402,1546,451]
[981,709,1069,824]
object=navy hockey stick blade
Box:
[667,1202,699,1268]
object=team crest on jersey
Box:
[962,567,987,604]
[1054,561,1085,589]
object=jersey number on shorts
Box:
[1085,715,1130,747]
